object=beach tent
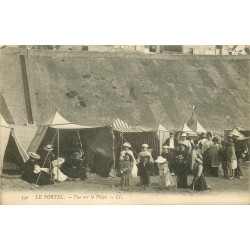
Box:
[107,118,159,176]
[111,118,159,156]
[28,112,116,177]
[196,121,206,134]
[0,113,29,176]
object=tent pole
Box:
[121,132,123,151]
[159,130,161,155]
[57,126,60,181]
[112,127,116,178]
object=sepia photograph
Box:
[0,44,249,205]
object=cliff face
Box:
[0,47,249,133]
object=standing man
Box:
[163,131,178,175]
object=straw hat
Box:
[44,144,53,151]
[181,132,187,137]
[52,157,65,167]
[123,142,131,148]
[155,156,167,164]
[28,152,41,160]
[142,144,149,148]
[162,145,170,149]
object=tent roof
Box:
[182,122,194,133]
[196,120,206,133]
[0,113,29,162]
[43,112,100,129]
[112,118,152,133]
[0,113,11,129]
[43,111,72,126]
[51,123,100,130]
[157,123,169,132]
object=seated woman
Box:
[190,155,208,191]
[61,152,87,180]
[22,152,53,185]
[52,157,69,182]
[119,153,133,190]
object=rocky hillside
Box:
[0,47,249,133]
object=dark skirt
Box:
[176,163,188,188]
[36,172,52,185]
[61,166,86,179]
[23,171,51,185]
[190,174,207,191]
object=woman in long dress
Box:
[119,142,137,177]
[119,153,133,190]
[190,155,208,191]
[227,139,237,180]
[202,131,213,175]
[155,156,175,189]
[175,142,189,189]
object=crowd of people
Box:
[21,130,247,192]
[118,130,247,191]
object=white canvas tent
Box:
[0,113,29,176]
[196,120,206,134]
[182,122,197,135]
[28,111,96,153]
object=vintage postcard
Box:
[0,45,249,205]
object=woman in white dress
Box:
[119,142,137,177]
[227,139,237,180]
[52,157,68,182]
[155,156,175,189]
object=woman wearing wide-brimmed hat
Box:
[119,142,137,177]
[119,153,134,190]
[175,142,189,188]
[22,152,53,185]
[190,155,208,191]
[155,156,175,189]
